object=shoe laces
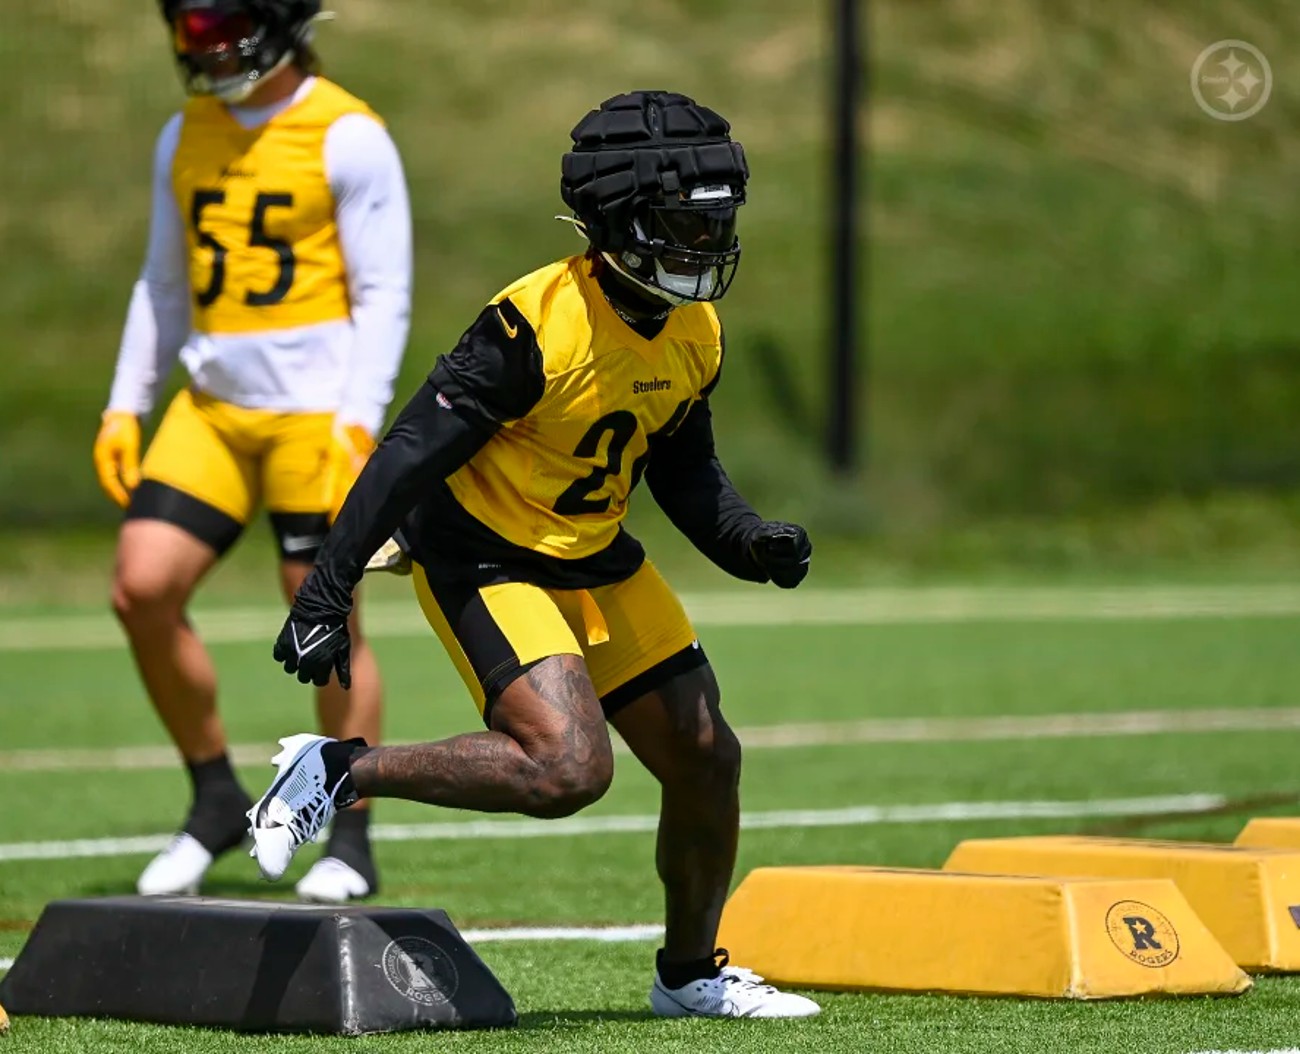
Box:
[713,950,778,996]
[281,774,347,847]
[719,967,778,995]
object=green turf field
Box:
[3,581,1300,1051]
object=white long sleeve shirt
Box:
[107,77,413,436]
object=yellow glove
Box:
[93,411,142,508]
[326,420,377,521]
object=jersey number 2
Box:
[191,190,296,308]
[553,399,692,516]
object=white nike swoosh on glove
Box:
[291,624,341,659]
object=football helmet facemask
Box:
[160,0,320,104]
[608,183,742,305]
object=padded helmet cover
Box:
[560,90,749,252]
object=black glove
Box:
[273,610,352,688]
[749,520,812,588]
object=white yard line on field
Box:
[4,707,1299,774]
[736,707,1300,748]
[0,793,1224,864]
[3,584,1300,653]
[0,957,12,971]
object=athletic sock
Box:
[318,737,371,809]
[186,753,240,796]
[325,806,378,891]
[182,754,253,856]
[656,949,722,990]
[318,738,378,889]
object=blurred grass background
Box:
[4,0,1300,586]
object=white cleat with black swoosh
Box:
[650,955,821,1019]
[246,734,346,882]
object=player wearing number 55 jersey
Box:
[93,0,411,903]
[249,91,819,1019]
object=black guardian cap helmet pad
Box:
[561,91,749,305]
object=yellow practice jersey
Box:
[172,78,379,335]
[440,255,724,565]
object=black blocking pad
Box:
[0,897,517,1034]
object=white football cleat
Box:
[295,856,373,903]
[651,961,821,1019]
[136,833,214,896]
[247,734,346,882]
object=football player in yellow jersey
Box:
[248,91,818,1017]
[92,0,412,902]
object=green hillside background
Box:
[5,0,1299,575]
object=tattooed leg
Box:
[610,663,741,960]
[348,654,613,819]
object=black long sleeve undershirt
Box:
[645,396,768,584]
[296,377,498,620]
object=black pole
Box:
[829,0,862,471]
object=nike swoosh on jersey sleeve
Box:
[432,300,545,425]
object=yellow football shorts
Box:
[413,559,708,720]
[130,388,334,557]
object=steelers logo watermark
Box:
[380,936,461,1006]
[1106,900,1181,968]
[1191,40,1272,121]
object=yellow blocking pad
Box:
[1236,818,1300,851]
[946,837,1300,973]
[715,866,1249,998]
